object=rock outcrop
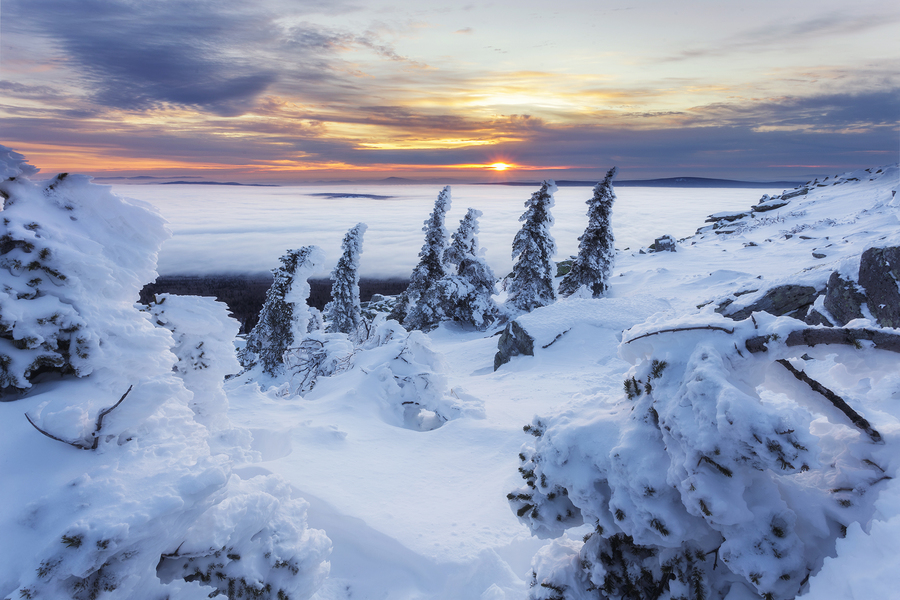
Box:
[494,320,535,370]
[859,246,900,328]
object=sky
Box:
[1,0,898,183]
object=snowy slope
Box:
[223,166,899,599]
[1,143,897,600]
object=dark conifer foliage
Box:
[507,180,558,312]
[559,167,618,298]
[396,186,452,330]
[439,208,498,329]
[238,246,323,375]
[325,223,367,335]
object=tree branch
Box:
[25,385,134,450]
[624,325,735,344]
[776,359,882,443]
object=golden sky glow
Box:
[1,0,897,182]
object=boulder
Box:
[824,272,865,326]
[720,284,819,321]
[494,320,535,370]
[651,235,677,252]
[859,246,900,328]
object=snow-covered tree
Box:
[559,167,617,298]
[324,222,367,336]
[439,208,498,329]
[0,147,331,600]
[396,186,452,330]
[507,180,558,312]
[238,245,325,375]
[509,312,887,600]
[0,152,167,394]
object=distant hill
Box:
[490,177,804,188]
[158,181,279,187]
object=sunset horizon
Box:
[2,0,897,184]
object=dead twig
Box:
[25,385,133,450]
[776,359,881,443]
[624,325,735,344]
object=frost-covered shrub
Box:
[355,318,484,430]
[0,151,167,393]
[559,167,617,298]
[146,293,242,432]
[324,222,367,336]
[510,313,888,600]
[283,330,355,395]
[239,246,325,375]
[508,180,558,312]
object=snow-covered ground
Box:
[1,144,898,600]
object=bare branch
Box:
[776,359,882,443]
[24,385,134,450]
[24,412,92,449]
[624,325,735,344]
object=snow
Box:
[2,145,899,599]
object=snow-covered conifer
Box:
[439,208,498,329]
[507,180,557,312]
[559,166,617,298]
[398,186,452,330]
[324,222,367,336]
[239,246,324,375]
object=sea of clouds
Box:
[111,183,787,279]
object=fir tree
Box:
[396,186,452,330]
[559,167,617,298]
[324,223,367,336]
[439,208,498,329]
[238,245,324,375]
[507,180,557,312]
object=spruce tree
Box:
[439,208,498,329]
[324,223,367,335]
[507,180,557,312]
[397,186,452,330]
[238,245,324,375]
[559,166,617,298]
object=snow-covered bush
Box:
[508,180,558,312]
[439,208,499,330]
[283,330,355,396]
[0,154,167,393]
[324,222,368,337]
[559,167,617,298]
[239,245,325,375]
[354,318,484,430]
[510,312,891,600]
[396,186,452,330]
[0,148,331,600]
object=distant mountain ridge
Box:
[491,177,804,188]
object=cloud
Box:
[663,12,900,62]
[3,0,377,115]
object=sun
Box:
[488,162,512,171]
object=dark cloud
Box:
[3,0,367,116]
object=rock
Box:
[824,272,865,326]
[812,252,827,259]
[721,284,819,321]
[651,235,677,252]
[859,246,900,328]
[494,320,535,370]
[804,309,833,327]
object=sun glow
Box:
[489,162,512,171]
